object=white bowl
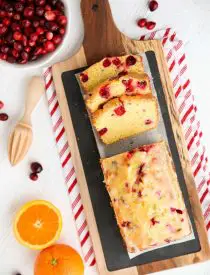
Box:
[0,0,78,71]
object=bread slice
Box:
[100,141,191,252]
[92,94,159,144]
[79,55,144,93]
[86,72,152,113]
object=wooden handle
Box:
[81,0,125,64]
[22,76,45,124]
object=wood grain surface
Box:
[52,0,210,274]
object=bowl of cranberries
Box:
[0,0,69,68]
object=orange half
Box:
[14,200,62,250]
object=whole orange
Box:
[34,244,84,275]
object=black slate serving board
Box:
[62,51,200,271]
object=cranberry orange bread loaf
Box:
[92,94,159,144]
[86,72,152,113]
[100,141,191,252]
[79,55,144,92]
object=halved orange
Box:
[14,200,62,250]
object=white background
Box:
[0,0,210,274]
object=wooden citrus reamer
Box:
[52,0,210,274]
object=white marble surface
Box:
[0,0,210,274]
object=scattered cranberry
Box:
[146,21,156,30]
[99,85,110,99]
[0,113,8,121]
[151,217,159,226]
[31,162,43,173]
[30,172,38,181]
[126,150,135,159]
[139,144,154,153]
[149,0,159,12]
[0,101,4,109]
[114,105,126,116]
[98,128,108,136]
[121,221,131,227]
[137,18,147,28]
[126,55,136,66]
[80,73,88,83]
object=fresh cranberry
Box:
[33,21,40,28]
[4,3,13,12]
[0,53,7,60]
[13,13,21,21]
[114,105,126,116]
[44,41,55,52]
[7,12,14,18]
[45,4,52,11]
[21,51,29,60]
[5,33,14,45]
[137,80,147,89]
[112,57,121,66]
[38,35,46,43]
[0,11,7,17]
[146,21,156,30]
[99,85,110,99]
[45,10,56,21]
[57,15,67,26]
[12,49,19,58]
[22,20,31,28]
[98,128,108,136]
[35,0,46,5]
[103,58,111,67]
[145,119,152,125]
[137,18,147,28]
[80,73,88,83]
[36,27,45,35]
[2,18,11,26]
[34,46,43,55]
[126,55,136,66]
[149,0,159,12]
[30,33,38,42]
[0,113,8,121]
[56,0,64,11]
[59,27,65,35]
[1,45,9,54]
[0,101,4,109]
[15,2,24,12]
[28,40,35,47]
[11,22,21,31]
[24,7,34,17]
[46,31,53,40]
[24,27,33,36]
[0,26,8,35]
[22,35,27,46]
[13,31,23,41]
[53,34,62,45]
[30,172,38,181]
[31,162,43,173]
[36,6,45,16]
[46,21,58,31]
[24,46,31,53]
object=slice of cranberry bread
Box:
[86,72,152,113]
[100,141,191,252]
[79,55,144,93]
[92,94,159,144]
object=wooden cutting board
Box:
[52,0,210,274]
